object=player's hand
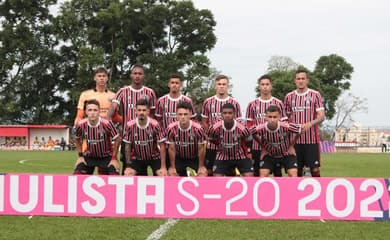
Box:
[108,159,120,172]
[260,149,268,161]
[302,122,312,132]
[288,146,296,156]
[197,166,208,177]
[124,167,136,176]
[168,167,178,176]
[157,168,168,176]
[74,156,86,168]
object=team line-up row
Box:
[73,65,325,178]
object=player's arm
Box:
[108,135,121,171]
[107,101,119,120]
[201,117,209,134]
[74,109,85,126]
[302,109,325,132]
[123,142,134,176]
[167,143,178,176]
[197,143,207,176]
[74,136,86,168]
[158,142,168,176]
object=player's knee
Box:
[107,165,119,175]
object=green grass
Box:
[0,151,389,240]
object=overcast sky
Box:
[192,0,390,127]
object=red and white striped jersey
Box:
[201,96,242,150]
[284,89,324,144]
[155,94,196,132]
[245,96,287,150]
[208,120,251,161]
[113,86,156,129]
[75,117,119,158]
[122,117,165,161]
[255,121,301,157]
[166,120,206,159]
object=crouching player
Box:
[122,99,167,176]
[73,99,121,175]
[165,101,207,176]
[253,105,301,177]
[209,103,254,177]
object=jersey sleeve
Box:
[77,92,87,110]
[122,123,132,143]
[235,101,242,118]
[112,88,123,105]
[315,92,324,111]
[166,126,175,144]
[149,89,157,110]
[106,120,119,140]
[155,97,163,117]
[201,99,209,119]
[75,123,83,139]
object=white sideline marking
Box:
[146,218,179,240]
[19,159,71,168]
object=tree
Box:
[0,0,72,124]
[313,54,354,119]
[323,92,367,140]
[1,0,217,125]
[267,55,299,72]
[54,0,217,123]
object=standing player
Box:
[208,103,253,177]
[284,70,325,177]
[253,105,301,177]
[74,67,122,126]
[155,74,196,132]
[166,101,207,176]
[201,75,242,175]
[122,99,166,176]
[245,75,287,176]
[107,64,157,174]
[73,99,121,175]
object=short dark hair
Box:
[176,101,192,111]
[295,69,308,75]
[136,98,150,108]
[94,67,108,76]
[131,64,144,72]
[169,74,182,81]
[215,74,229,82]
[266,104,280,114]
[222,103,235,112]
[84,99,100,111]
[258,74,272,83]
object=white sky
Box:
[192,0,390,127]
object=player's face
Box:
[136,105,149,120]
[259,79,272,95]
[266,111,280,129]
[294,72,309,91]
[177,108,190,127]
[168,78,181,94]
[130,67,145,85]
[222,108,235,123]
[94,72,108,87]
[215,78,229,96]
[86,104,100,121]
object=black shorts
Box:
[252,149,261,176]
[295,144,321,168]
[213,159,253,175]
[75,156,118,175]
[260,155,297,171]
[174,157,199,176]
[126,159,161,176]
[205,149,216,170]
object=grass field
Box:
[0,151,389,240]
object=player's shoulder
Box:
[157,94,168,102]
[79,89,95,97]
[167,121,179,130]
[77,118,89,127]
[143,85,156,93]
[100,117,112,125]
[191,120,203,129]
[203,96,214,103]
[271,96,284,104]
[181,95,193,102]
[149,117,160,126]
[307,88,321,95]
[126,119,137,127]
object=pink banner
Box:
[0,174,389,221]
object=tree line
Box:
[1,0,356,127]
